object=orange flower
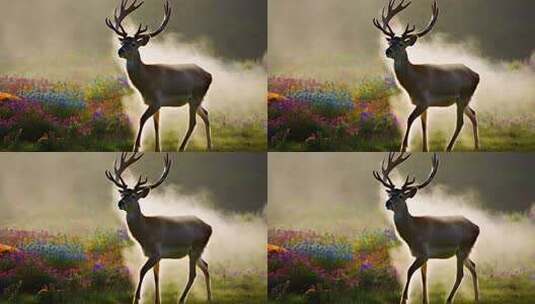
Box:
[268,243,288,254]
[0,92,21,102]
[268,92,287,104]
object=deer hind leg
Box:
[446,103,466,151]
[401,106,426,152]
[401,257,427,304]
[421,110,428,152]
[446,254,465,304]
[421,262,428,304]
[178,103,199,152]
[464,106,479,150]
[179,254,199,304]
[134,106,159,152]
[197,258,212,302]
[153,110,161,152]
[197,107,212,151]
[464,258,479,303]
[134,257,160,304]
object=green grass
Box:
[269,273,535,304]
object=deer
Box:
[373,0,480,152]
[105,153,213,304]
[106,0,213,152]
[373,152,480,304]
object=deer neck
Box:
[125,205,147,242]
[126,52,146,88]
[393,52,413,89]
[393,204,415,243]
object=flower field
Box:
[0,76,133,151]
[268,228,401,303]
[0,228,133,303]
[268,76,535,151]
[0,228,267,303]
[268,76,401,151]
[0,75,266,151]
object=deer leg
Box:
[134,257,159,304]
[464,258,479,303]
[197,258,212,302]
[179,255,198,304]
[134,107,159,152]
[421,262,428,304]
[196,106,212,151]
[401,106,426,152]
[153,261,160,304]
[401,257,427,304]
[420,110,428,152]
[178,104,198,152]
[464,106,479,151]
[446,104,465,151]
[446,255,465,304]
[153,110,161,152]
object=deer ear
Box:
[405,36,417,46]
[405,188,417,198]
[137,36,150,46]
[138,188,150,198]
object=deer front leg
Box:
[446,104,465,151]
[401,106,426,152]
[179,255,198,304]
[134,107,159,152]
[153,261,160,304]
[446,255,465,303]
[464,106,479,151]
[153,110,161,152]
[197,258,212,302]
[464,258,479,303]
[197,106,212,151]
[178,104,198,152]
[401,257,427,304]
[421,110,428,152]
[134,257,160,304]
[421,262,428,304]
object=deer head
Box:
[105,0,171,60]
[373,0,439,60]
[373,152,439,213]
[105,152,172,213]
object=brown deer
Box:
[373,0,480,152]
[106,153,212,304]
[106,0,213,152]
[373,153,480,304]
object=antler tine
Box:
[148,153,173,189]
[415,153,440,189]
[108,152,144,189]
[373,152,411,190]
[415,0,439,38]
[105,0,145,38]
[148,0,172,38]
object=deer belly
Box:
[159,246,191,259]
[158,94,192,107]
[426,246,458,259]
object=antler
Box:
[373,0,439,41]
[373,152,412,190]
[105,153,172,192]
[105,152,144,190]
[373,153,439,192]
[413,153,439,189]
[147,153,172,189]
[414,0,439,38]
[373,0,412,38]
[105,0,144,38]
[147,1,172,38]
[105,0,171,40]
